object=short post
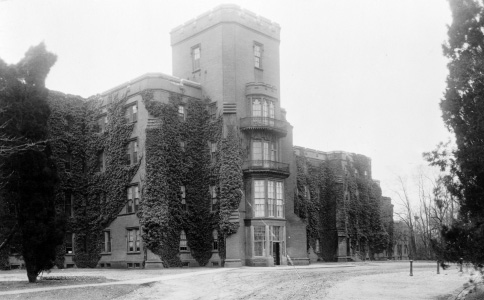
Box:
[459,258,463,272]
[437,260,440,274]
[410,260,413,276]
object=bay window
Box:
[252,140,277,164]
[252,180,284,218]
[251,98,275,120]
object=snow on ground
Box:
[325,265,472,300]
[0,262,476,300]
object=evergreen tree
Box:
[0,43,65,282]
[436,0,484,264]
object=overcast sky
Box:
[0,0,452,200]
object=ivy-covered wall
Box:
[140,90,243,267]
[294,150,390,261]
[47,90,139,268]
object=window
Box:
[210,142,217,162]
[268,181,275,217]
[64,152,72,172]
[102,231,111,253]
[97,115,108,133]
[253,180,284,218]
[254,180,265,217]
[127,228,141,252]
[276,182,283,218]
[254,226,265,256]
[252,140,277,164]
[251,98,274,119]
[304,185,311,201]
[251,97,275,125]
[192,45,201,71]
[64,191,73,217]
[126,140,138,165]
[65,233,74,254]
[212,230,219,251]
[181,186,186,211]
[98,151,105,173]
[126,104,138,122]
[178,105,185,121]
[180,230,189,251]
[126,185,140,213]
[254,43,263,68]
[210,185,217,211]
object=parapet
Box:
[246,82,278,99]
[171,4,281,45]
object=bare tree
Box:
[393,167,460,260]
[393,176,417,259]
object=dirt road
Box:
[0,261,472,299]
[117,261,471,300]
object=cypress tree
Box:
[0,43,65,282]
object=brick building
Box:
[5,4,395,269]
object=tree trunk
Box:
[27,271,37,283]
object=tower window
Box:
[192,45,201,71]
[252,180,284,218]
[254,43,263,69]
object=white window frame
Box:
[102,230,111,253]
[192,45,201,71]
[127,228,141,253]
[180,230,189,251]
[254,226,265,256]
[127,185,140,213]
[254,43,262,69]
[252,180,284,218]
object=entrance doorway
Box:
[273,242,280,265]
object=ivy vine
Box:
[47,90,139,268]
[295,153,389,261]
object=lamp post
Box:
[410,260,413,276]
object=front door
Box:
[273,242,280,265]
